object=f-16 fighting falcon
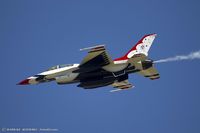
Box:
[18,34,160,92]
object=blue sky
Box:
[0,0,200,133]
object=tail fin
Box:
[114,34,157,63]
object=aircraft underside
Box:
[56,64,140,89]
[75,67,139,89]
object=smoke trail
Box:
[154,50,200,63]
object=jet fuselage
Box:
[18,34,159,91]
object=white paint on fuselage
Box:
[41,64,79,74]
[41,64,80,79]
[55,73,79,84]
[27,64,80,84]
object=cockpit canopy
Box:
[47,64,74,71]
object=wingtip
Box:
[110,89,122,92]
[80,44,106,51]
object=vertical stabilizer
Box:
[114,34,157,64]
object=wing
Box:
[110,80,134,92]
[138,66,160,80]
[74,45,113,73]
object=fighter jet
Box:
[18,34,160,92]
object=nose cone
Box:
[17,79,30,85]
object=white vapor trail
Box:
[154,50,200,63]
